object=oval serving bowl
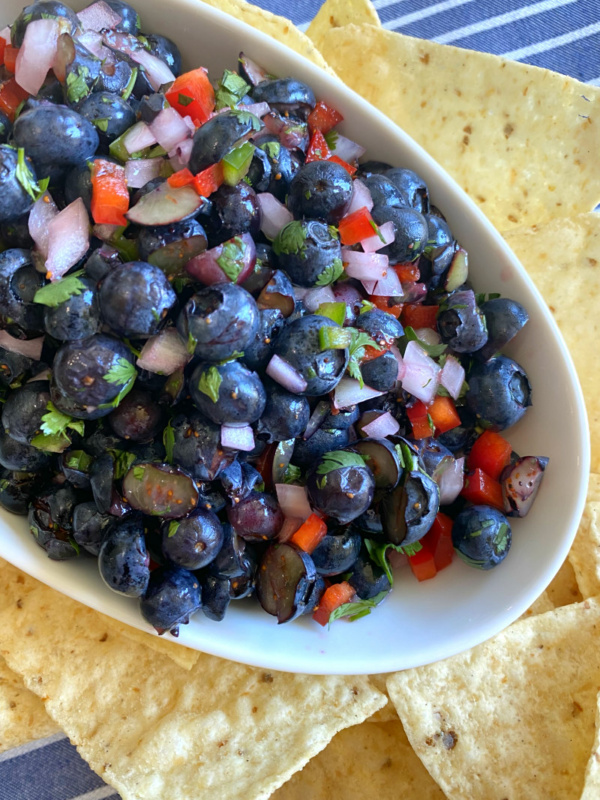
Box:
[0,0,590,675]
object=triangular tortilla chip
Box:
[581,692,600,800]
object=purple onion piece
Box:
[501,456,549,518]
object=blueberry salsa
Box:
[0,0,548,635]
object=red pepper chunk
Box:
[91,160,129,226]
[3,46,18,74]
[427,395,461,434]
[0,38,6,68]
[193,162,224,198]
[167,167,195,189]
[467,430,513,481]
[401,303,439,330]
[371,295,403,319]
[305,129,331,163]
[421,512,454,571]
[313,581,355,627]
[394,263,420,282]
[328,154,357,175]
[461,468,504,511]
[165,68,215,126]
[408,542,437,581]
[307,100,343,135]
[339,206,379,246]
[406,400,433,440]
[0,78,29,122]
[290,513,327,554]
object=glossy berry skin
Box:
[78,91,136,148]
[43,274,101,341]
[99,261,177,339]
[452,505,512,570]
[273,220,342,287]
[255,383,310,442]
[371,205,428,264]
[291,427,350,470]
[287,161,353,224]
[14,105,99,172]
[242,308,286,372]
[140,566,202,635]
[207,183,261,245]
[0,147,36,223]
[189,111,260,174]
[0,470,40,515]
[437,290,488,354]
[348,555,391,600]
[307,459,375,524]
[0,429,52,472]
[190,360,266,425]
[11,1,81,46]
[385,168,429,214]
[177,283,259,363]
[311,528,362,576]
[363,174,408,209]
[360,351,399,392]
[466,355,532,432]
[162,507,224,570]
[170,411,236,482]
[476,297,529,362]
[355,310,404,345]
[52,334,136,417]
[72,501,113,556]
[108,388,164,443]
[143,33,182,76]
[98,515,150,597]
[251,78,316,114]
[227,491,284,542]
[0,112,11,145]
[437,406,478,455]
[2,381,51,445]
[201,574,231,621]
[28,483,78,561]
[105,0,140,33]
[0,249,45,336]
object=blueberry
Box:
[140,566,202,635]
[0,249,45,337]
[381,470,440,546]
[287,161,353,224]
[137,219,207,276]
[420,214,455,283]
[200,574,231,621]
[322,405,360,431]
[476,297,529,362]
[273,315,349,396]
[452,505,511,569]
[385,168,429,214]
[162,508,224,570]
[2,381,51,445]
[227,491,283,542]
[207,523,248,578]
[0,214,33,250]
[245,144,272,193]
[0,429,52,472]
[142,33,182,76]
[190,360,266,425]
[256,139,301,202]
[219,461,263,504]
[371,205,428,264]
[466,355,532,432]
[189,110,260,174]
[360,351,399,392]
[98,515,150,596]
[0,112,12,144]
[255,382,310,442]
[28,483,78,561]
[307,451,375,524]
[355,309,404,346]
[348,555,391,600]
[291,426,350,469]
[77,92,136,147]
[0,470,40,515]
[11,1,80,47]
[250,79,315,116]
[363,174,408,209]
[437,405,478,455]
[311,528,362,576]
[104,0,141,33]
[108,388,164,443]
[273,220,342,287]
[14,105,99,172]
[0,146,36,223]
[437,290,488,353]
[170,411,236,482]
[242,308,285,372]
[207,182,261,245]
[43,274,101,341]
[73,501,113,556]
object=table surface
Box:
[1,1,598,798]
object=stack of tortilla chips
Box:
[1,1,600,797]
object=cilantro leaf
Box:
[15,148,48,202]
[323,129,339,150]
[34,270,87,308]
[30,402,85,453]
[93,118,109,132]
[112,450,136,480]
[316,450,366,483]
[186,330,197,355]
[163,419,175,464]
[103,357,137,386]
[178,93,193,106]
[272,221,307,258]
[66,66,91,104]
[197,366,222,404]
[215,69,250,110]
[475,291,501,306]
[364,539,423,584]
[121,66,138,101]
[393,441,418,473]
[328,589,389,624]
[402,326,447,359]
[230,108,261,131]
[315,257,344,287]
[283,464,302,485]
[346,328,381,388]
[216,236,247,283]
[359,299,375,314]
[260,141,280,160]
[65,450,93,473]
[167,520,180,538]
[132,465,146,481]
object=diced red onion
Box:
[333,378,385,409]
[389,344,406,381]
[241,102,270,118]
[124,157,162,189]
[149,107,190,153]
[123,121,157,155]
[263,112,306,150]
[435,456,465,505]
[275,484,312,521]
[15,19,59,95]
[414,327,441,347]
[302,285,335,312]
[388,550,408,569]
[103,31,175,91]
[221,424,255,453]
[45,198,90,282]
[186,232,256,286]
[0,27,11,44]
[239,53,269,86]
[77,1,122,32]
[361,411,400,439]
[169,138,193,170]
[402,282,427,304]
[0,331,44,361]
[136,329,190,375]
[440,354,466,401]
[28,192,58,259]
[346,179,373,215]
[183,115,196,136]
[278,516,304,543]
[343,249,388,281]
[93,223,120,242]
[330,133,366,163]
[77,30,110,59]
[369,267,403,297]
[361,221,395,253]
[303,399,329,440]
[400,340,441,404]
[256,193,293,240]
[266,355,308,394]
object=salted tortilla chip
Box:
[504,213,600,471]
[546,557,583,607]
[566,474,600,598]
[273,720,444,800]
[581,692,600,800]
[520,589,554,618]
[310,24,600,231]
[387,599,600,800]
[199,0,336,75]
[307,0,380,44]
[102,616,199,671]
[0,656,58,753]
[366,673,397,722]
[0,562,385,800]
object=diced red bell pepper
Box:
[313,580,355,627]
[338,206,378,246]
[361,343,388,363]
[3,46,18,74]
[0,38,6,68]
[167,167,195,189]
[461,467,504,511]
[165,67,215,126]
[394,263,420,282]
[408,542,437,581]
[401,303,439,330]
[406,400,433,440]
[421,512,454,571]
[0,78,29,122]
[193,162,224,198]
[290,513,327,554]
[371,295,403,319]
[307,100,343,135]
[427,395,461,435]
[467,430,512,481]
[305,129,331,164]
[328,154,357,175]
[91,159,129,226]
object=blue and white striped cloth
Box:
[1,1,598,798]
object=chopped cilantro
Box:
[66,66,91,104]
[364,538,423,584]
[346,329,381,388]
[272,221,307,258]
[167,520,180,538]
[132,465,146,481]
[328,589,389,624]
[260,140,280,160]
[283,464,302,485]
[65,450,93,473]
[112,450,136,480]
[327,224,339,240]
[34,270,87,308]
[103,357,137,386]
[368,218,386,244]
[323,129,339,150]
[230,108,261,131]
[178,93,194,106]
[30,402,85,453]
[475,291,501,306]
[163,419,175,464]
[402,326,447,359]
[15,148,47,202]
[359,299,375,314]
[186,330,197,355]
[216,236,247,282]
[93,118,110,133]
[215,69,250,110]
[315,258,344,287]
[393,441,418,473]
[316,450,366,488]
[197,366,222,404]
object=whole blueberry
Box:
[99,516,150,597]
[140,566,202,635]
[190,360,266,425]
[466,355,532,432]
[287,161,353,224]
[162,508,224,570]
[452,505,512,569]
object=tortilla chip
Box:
[365,673,397,722]
[273,720,444,800]
[387,599,600,800]
[311,24,600,231]
[546,557,583,607]
[102,616,199,671]
[0,656,58,753]
[566,474,600,598]
[0,561,386,800]
[520,590,554,618]
[581,693,600,800]
[307,0,380,43]
[504,213,600,471]
[199,0,336,76]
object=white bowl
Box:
[0,0,590,674]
